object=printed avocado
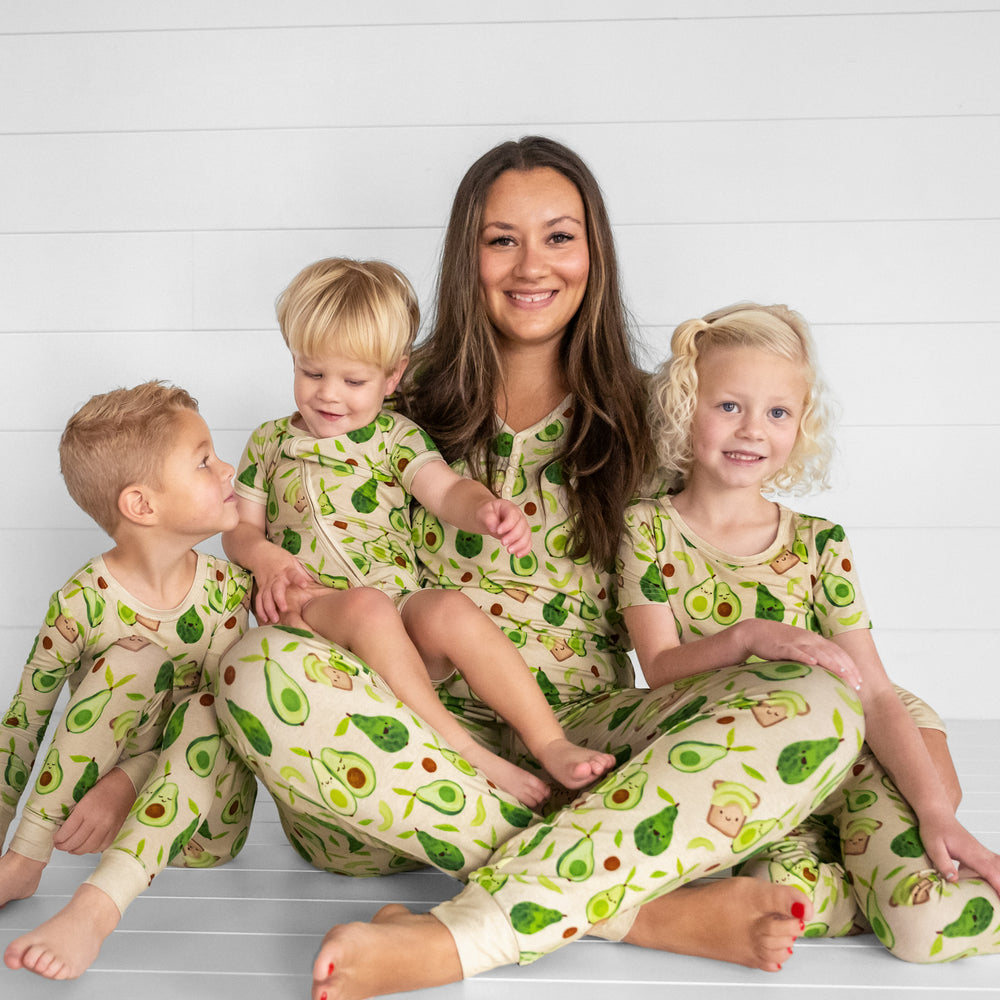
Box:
[281,527,302,555]
[350,478,379,514]
[220,788,247,824]
[414,779,465,815]
[866,886,895,948]
[511,901,563,934]
[439,746,477,776]
[176,605,205,644]
[755,584,784,622]
[732,817,778,853]
[320,748,376,798]
[471,866,508,894]
[30,668,61,694]
[585,883,626,923]
[668,740,728,773]
[639,562,668,602]
[160,700,190,750]
[577,591,600,621]
[4,751,28,793]
[72,758,100,803]
[168,816,200,863]
[416,829,465,871]
[266,489,280,523]
[534,668,561,707]
[543,460,563,486]
[496,797,534,828]
[683,577,714,620]
[510,550,538,578]
[345,421,376,443]
[749,661,811,682]
[66,687,112,733]
[154,659,175,693]
[821,573,855,608]
[415,511,444,553]
[542,592,570,627]
[138,780,179,827]
[348,714,409,752]
[634,803,678,856]
[608,700,641,731]
[604,770,648,810]
[4,700,28,729]
[186,734,222,776]
[890,826,924,858]
[310,755,357,816]
[712,582,742,626]
[35,748,63,794]
[544,520,571,558]
[941,897,994,938]
[844,787,878,813]
[265,658,310,726]
[556,835,595,881]
[237,463,257,488]
[536,419,563,442]
[815,523,845,555]
[83,587,105,626]
[776,737,840,785]
[492,432,514,457]
[454,530,484,558]
[226,699,273,756]
[387,505,409,535]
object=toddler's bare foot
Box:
[311,903,462,1000]
[460,742,549,808]
[4,882,120,979]
[623,877,810,972]
[0,849,45,907]
[537,738,616,790]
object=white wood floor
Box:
[1,720,997,1000]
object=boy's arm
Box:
[833,629,1000,892]
[623,604,862,691]
[222,497,313,623]
[409,461,531,557]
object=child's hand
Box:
[478,499,532,558]
[53,767,135,855]
[250,546,315,624]
[916,810,1000,896]
[735,620,863,690]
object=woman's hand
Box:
[478,498,532,557]
[914,808,1000,896]
[733,619,864,690]
[53,768,136,855]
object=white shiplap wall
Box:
[1,1,998,718]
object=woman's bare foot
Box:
[311,903,462,1000]
[536,738,616,790]
[0,850,45,907]
[623,877,810,972]
[4,882,121,979]
[460,741,550,807]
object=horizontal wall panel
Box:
[3,116,998,233]
[2,13,997,133]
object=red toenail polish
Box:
[791,901,805,919]
[328,963,335,975]
[788,947,794,954]
[320,993,327,1000]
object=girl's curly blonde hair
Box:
[651,303,835,495]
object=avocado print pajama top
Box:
[0,553,250,871]
[616,495,1000,962]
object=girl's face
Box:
[478,167,590,352]
[688,345,808,493]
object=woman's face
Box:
[478,167,590,352]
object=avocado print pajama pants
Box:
[189,625,864,974]
[738,745,1000,962]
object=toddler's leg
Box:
[402,589,615,792]
[840,750,1000,962]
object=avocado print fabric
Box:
[0,553,250,864]
[233,411,443,600]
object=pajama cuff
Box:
[431,882,521,977]
[85,848,153,916]
[589,905,639,942]
[8,811,56,863]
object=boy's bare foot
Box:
[311,903,462,1000]
[4,882,121,979]
[623,877,810,972]
[0,850,45,907]
[460,742,550,807]
[536,738,616,790]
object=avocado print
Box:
[414,779,465,815]
[34,748,63,794]
[492,431,514,457]
[668,740,728,772]
[749,661,811,682]
[226,699,273,756]
[536,418,563,441]
[310,754,357,816]
[754,584,784,622]
[634,803,678,856]
[349,714,409,753]
[603,770,648,810]
[265,658,310,725]
[940,897,994,938]
[160,700,189,750]
[415,829,465,871]
[470,866,508,894]
[542,592,570,627]
[556,835,595,881]
[345,422,376,443]
[510,550,538,577]
[815,523,845,555]
[414,511,444,553]
[66,687,112,733]
[731,817,779,853]
[454,530,484,558]
[639,562,668,602]
[585,882,628,923]
[438,746,477,776]
[821,572,855,608]
[844,787,878,812]
[890,826,924,858]
[495,796,534,828]
[72,758,100,803]
[350,478,379,514]
[319,748,376,798]
[511,901,564,934]
[3,751,29,793]
[138,780,179,827]
[776,737,840,784]
[82,587,105,626]
[30,669,61,694]
[154,659,175,693]
[176,605,205,644]
[186,734,222,776]
[866,885,895,949]
[712,582,741,625]
[3,700,29,729]
[683,577,714,620]
[281,527,302,555]
[168,816,201,864]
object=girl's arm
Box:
[222,497,313,623]
[409,461,531,557]
[624,603,862,691]
[833,629,1000,892]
